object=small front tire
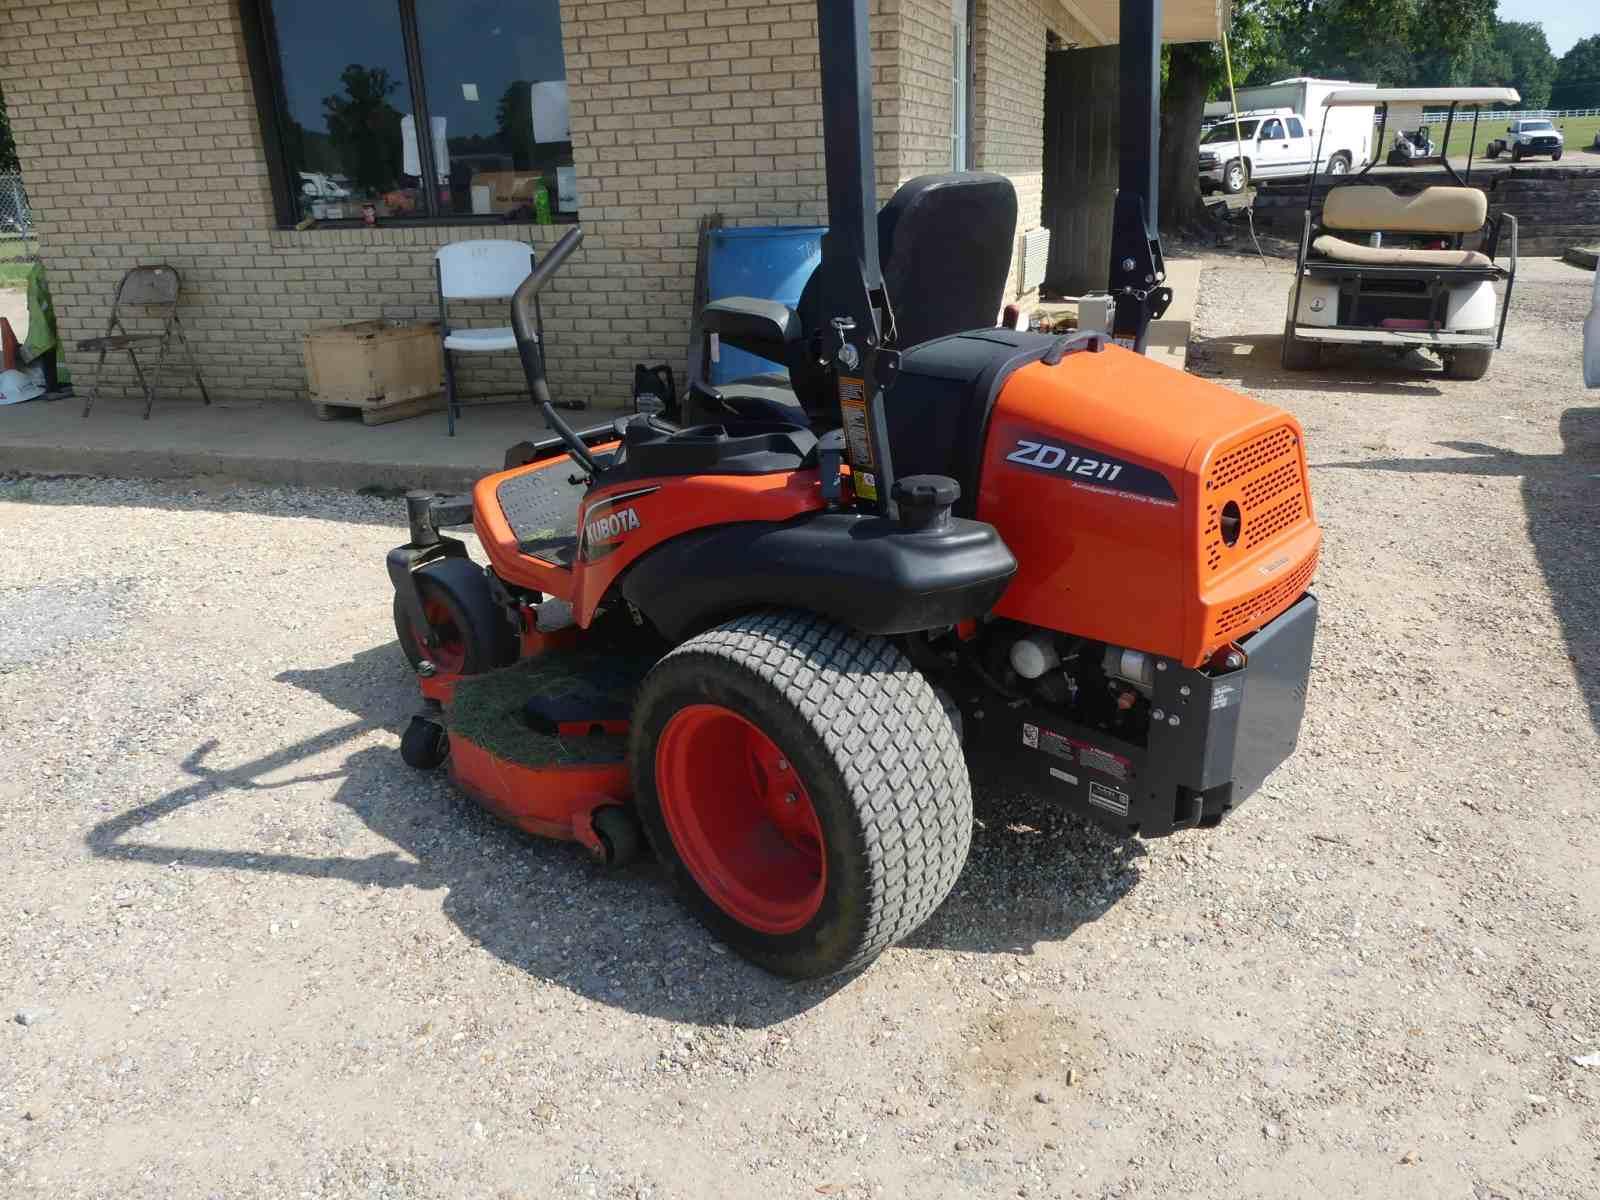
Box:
[1223,160,1248,195]
[591,806,645,868]
[1443,348,1492,380]
[400,715,449,770]
[393,558,517,676]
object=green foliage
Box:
[1200,0,1512,96]
[1481,21,1556,109]
[322,65,404,194]
[1551,35,1600,110]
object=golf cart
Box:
[387,0,1323,979]
[1385,125,1435,166]
[1284,87,1521,381]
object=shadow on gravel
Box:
[1187,332,1448,397]
[87,645,1140,1027]
[1319,406,1600,733]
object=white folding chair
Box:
[435,239,539,436]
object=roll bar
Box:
[510,227,600,474]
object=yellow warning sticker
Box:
[837,375,876,486]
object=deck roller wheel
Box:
[630,610,972,979]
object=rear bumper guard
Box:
[973,594,1318,838]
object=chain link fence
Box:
[0,169,35,258]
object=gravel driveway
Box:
[2,253,1597,1199]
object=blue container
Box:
[704,225,826,384]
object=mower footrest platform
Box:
[496,458,585,567]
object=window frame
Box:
[239,0,567,229]
[1286,116,1305,138]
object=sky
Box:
[1496,0,1594,57]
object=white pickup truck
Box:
[1485,118,1564,162]
[1200,78,1376,195]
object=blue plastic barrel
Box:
[704,225,826,384]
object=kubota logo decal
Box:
[585,507,640,544]
[1004,436,1177,506]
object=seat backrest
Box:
[436,239,534,300]
[1322,185,1486,235]
[116,265,180,309]
[877,173,1018,350]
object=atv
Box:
[386,0,1322,980]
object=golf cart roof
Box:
[1322,87,1520,108]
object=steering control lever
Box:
[510,227,598,475]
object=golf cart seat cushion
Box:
[702,297,802,364]
[1310,234,1494,269]
[1322,185,1487,234]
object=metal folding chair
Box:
[78,265,211,418]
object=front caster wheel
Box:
[400,715,449,769]
[591,805,644,867]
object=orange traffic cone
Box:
[0,318,16,371]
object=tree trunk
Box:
[1159,44,1213,233]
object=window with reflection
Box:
[248,0,577,224]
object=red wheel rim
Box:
[655,704,826,935]
[413,597,467,675]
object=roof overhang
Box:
[1323,86,1521,108]
[1053,0,1230,47]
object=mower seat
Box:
[710,172,1019,427]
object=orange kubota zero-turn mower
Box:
[388,0,1321,979]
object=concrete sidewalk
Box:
[0,392,631,493]
[0,277,1205,493]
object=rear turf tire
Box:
[1443,348,1492,380]
[631,610,972,979]
[393,557,517,675]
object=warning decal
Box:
[1023,723,1134,782]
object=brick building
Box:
[0,0,1223,412]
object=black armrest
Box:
[701,296,802,364]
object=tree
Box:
[496,81,534,164]
[1155,0,1503,233]
[322,65,404,194]
[1157,0,1304,231]
[1406,0,1497,88]
[1483,21,1556,109]
[1551,35,1600,109]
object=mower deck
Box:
[496,454,586,567]
[429,648,657,857]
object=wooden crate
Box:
[303,320,443,423]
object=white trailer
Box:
[1199,77,1376,193]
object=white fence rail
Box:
[1414,108,1600,124]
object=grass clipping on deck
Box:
[446,651,653,768]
